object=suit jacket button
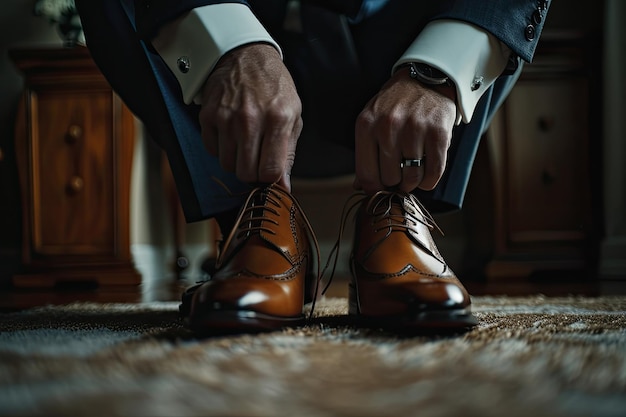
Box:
[525,24,536,41]
[532,10,542,25]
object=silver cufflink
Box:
[177,56,190,73]
[471,76,484,91]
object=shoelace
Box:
[219,183,321,271]
[368,191,442,236]
[233,187,281,239]
[316,190,444,299]
[204,177,322,257]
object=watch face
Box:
[414,63,448,81]
[409,63,450,85]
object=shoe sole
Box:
[187,310,306,335]
[349,309,478,331]
[348,283,479,331]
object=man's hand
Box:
[354,66,457,195]
[198,43,303,192]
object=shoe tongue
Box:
[225,189,272,248]
[368,192,407,226]
[368,192,443,261]
[400,195,445,262]
[218,186,297,266]
[247,192,270,230]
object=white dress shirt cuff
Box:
[393,20,511,124]
[151,3,282,105]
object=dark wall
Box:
[0,95,22,284]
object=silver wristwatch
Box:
[405,62,452,86]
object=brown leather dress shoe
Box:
[181,184,318,334]
[349,191,478,330]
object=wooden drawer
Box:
[485,35,599,279]
[10,46,140,292]
[32,90,115,255]
[504,79,592,243]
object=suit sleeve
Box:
[432,0,551,64]
[133,0,249,39]
[151,3,281,104]
[394,20,511,124]
[394,0,551,123]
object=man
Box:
[75,0,551,333]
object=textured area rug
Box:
[1,296,625,417]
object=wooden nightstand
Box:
[484,33,601,280]
[8,46,141,304]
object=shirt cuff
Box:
[151,3,282,105]
[393,19,511,124]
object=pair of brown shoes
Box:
[180,184,477,334]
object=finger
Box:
[355,111,382,194]
[200,104,239,174]
[257,115,300,186]
[399,130,425,193]
[276,117,302,192]
[286,117,303,190]
[378,123,402,189]
[419,129,450,190]
[257,128,292,185]
[379,145,402,190]
[234,115,262,184]
[217,119,238,175]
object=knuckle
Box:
[356,110,376,131]
[384,110,404,128]
[266,106,296,125]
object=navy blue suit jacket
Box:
[75,0,551,221]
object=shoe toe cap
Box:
[357,277,471,316]
[191,277,304,318]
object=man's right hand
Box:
[198,43,303,192]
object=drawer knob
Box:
[67,176,84,194]
[66,125,83,143]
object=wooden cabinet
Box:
[485,34,601,279]
[9,46,140,299]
